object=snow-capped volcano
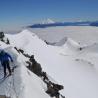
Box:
[41,18,55,24]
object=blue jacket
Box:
[0,52,13,64]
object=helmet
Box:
[30,55,34,58]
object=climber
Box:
[0,50,13,77]
[42,71,49,81]
[18,49,24,54]
[52,83,64,91]
[46,81,60,98]
[29,55,42,76]
[46,81,64,98]
[29,55,37,65]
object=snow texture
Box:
[0,26,98,98]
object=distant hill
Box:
[90,21,98,26]
[28,20,98,28]
[28,21,90,28]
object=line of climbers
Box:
[14,47,65,98]
[0,32,65,98]
[0,32,10,45]
[0,32,85,98]
[26,55,65,98]
[0,46,65,98]
[14,47,30,58]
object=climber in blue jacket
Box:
[0,50,13,77]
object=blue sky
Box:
[0,0,98,31]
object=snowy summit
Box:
[0,27,98,98]
[41,18,55,24]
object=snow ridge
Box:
[0,29,98,98]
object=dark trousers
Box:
[2,61,11,76]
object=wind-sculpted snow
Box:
[0,40,50,98]
[0,29,98,98]
[0,44,23,98]
[63,38,80,50]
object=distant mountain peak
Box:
[41,18,55,24]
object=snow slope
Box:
[3,29,98,98]
[0,41,50,98]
